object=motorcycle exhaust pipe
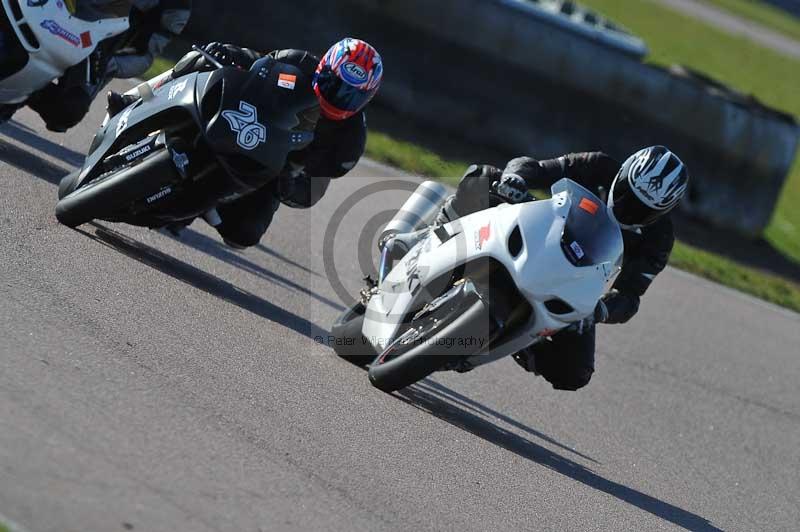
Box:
[380,180,449,243]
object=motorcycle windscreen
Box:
[70,0,133,21]
[552,179,623,268]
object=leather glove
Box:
[594,298,609,324]
[202,42,254,69]
[601,291,641,324]
[570,300,608,335]
[491,173,533,204]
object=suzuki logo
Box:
[222,101,267,151]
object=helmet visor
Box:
[611,174,664,227]
[315,67,375,113]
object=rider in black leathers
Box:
[440,149,688,391]
[124,40,382,247]
[21,0,191,132]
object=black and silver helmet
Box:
[609,146,689,227]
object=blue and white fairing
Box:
[0,0,129,102]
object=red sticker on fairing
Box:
[80,31,92,48]
[475,223,491,250]
[579,198,599,215]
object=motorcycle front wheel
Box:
[368,283,497,393]
[55,148,177,228]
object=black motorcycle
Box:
[55,48,318,229]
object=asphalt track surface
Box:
[1,87,799,532]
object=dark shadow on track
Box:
[255,243,322,278]
[417,380,599,464]
[0,138,71,185]
[0,119,85,167]
[171,227,343,312]
[396,382,722,532]
[77,223,329,341]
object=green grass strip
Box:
[700,0,800,42]
[366,131,469,186]
[142,56,177,81]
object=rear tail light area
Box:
[0,6,30,78]
[8,0,22,21]
[18,23,39,49]
[4,0,41,50]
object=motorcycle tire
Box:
[368,290,494,393]
[55,148,176,228]
[331,301,377,366]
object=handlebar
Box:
[191,45,225,70]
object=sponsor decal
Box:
[222,101,267,151]
[171,150,189,177]
[124,144,151,161]
[404,245,424,295]
[40,20,80,47]
[168,79,187,100]
[474,223,491,250]
[146,187,172,204]
[115,106,134,136]
[27,0,49,6]
[341,62,368,85]
[570,241,585,260]
[80,31,92,48]
[578,197,599,215]
[277,73,297,90]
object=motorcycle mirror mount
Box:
[191,45,225,70]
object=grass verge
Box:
[367,130,800,313]
[365,131,468,185]
[577,0,800,265]
[142,56,177,81]
[700,0,800,42]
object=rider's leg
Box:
[215,183,281,249]
[27,83,92,132]
[513,325,596,391]
[0,102,26,125]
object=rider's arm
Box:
[266,49,321,76]
[280,112,367,208]
[504,152,620,192]
[170,43,261,78]
[603,216,675,323]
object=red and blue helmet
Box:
[313,38,383,121]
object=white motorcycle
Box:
[331,179,624,392]
[0,0,129,108]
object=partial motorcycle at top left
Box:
[54,47,318,230]
[0,0,129,121]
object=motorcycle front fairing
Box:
[0,0,128,102]
[362,179,624,356]
[75,70,207,190]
